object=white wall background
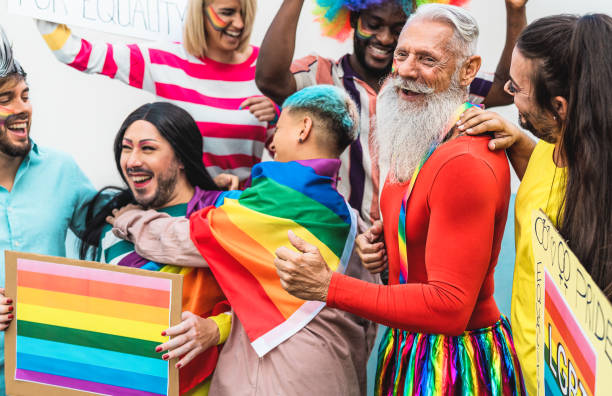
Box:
[1,0,611,191]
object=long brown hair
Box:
[518,15,612,298]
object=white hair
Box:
[376,73,466,183]
[408,4,479,58]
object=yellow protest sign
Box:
[532,210,612,396]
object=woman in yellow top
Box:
[455,13,612,394]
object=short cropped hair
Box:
[408,4,479,58]
[282,85,358,155]
[183,0,257,59]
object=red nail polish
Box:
[176,363,182,369]
[7,314,13,319]
[6,299,12,304]
[155,346,162,352]
[162,354,169,360]
[161,331,166,336]
[8,306,13,312]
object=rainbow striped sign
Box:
[543,270,596,396]
[533,210,612,396]
[4,252,181,396]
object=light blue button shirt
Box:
[0,142,96,394]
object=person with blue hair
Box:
[106,85,379,395]
[271,84,358,162]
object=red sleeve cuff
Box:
[326,271,342,307]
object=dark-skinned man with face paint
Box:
[256,0,528,230]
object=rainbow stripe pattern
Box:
[312,0,470,41]
[415,0,470,6]
[14,258,172,395]
[544,270,596,396]
[355,17,374,40]
[375,316,525,395]
[99,200,228,394]
[205,6,230,32]
[397,102,478,283]
[190,160,357,356]
[0,104,13,127]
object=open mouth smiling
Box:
[224,30,241,38]
[128,172,154,189]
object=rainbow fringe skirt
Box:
[375,316,526,396]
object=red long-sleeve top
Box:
[327,135,510,336]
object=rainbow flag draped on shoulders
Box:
[190,159,357,356]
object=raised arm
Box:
[109,207,208,267]
[482,0,528,108]
[36,20,155,93]
[255,0,303,104]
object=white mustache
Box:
[388,76,435,95]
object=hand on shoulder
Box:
[456,106,525,151]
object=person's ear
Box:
[552,96,568,122]
[298,116,313,143]
[459,55,481,88]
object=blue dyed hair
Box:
[282,85,358,154]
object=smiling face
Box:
[203,0,244,53]
[505,48,559,143]
[119,120,188,209]
[0,77,32,158]
[352,3,407,77]
[392,19,459,103]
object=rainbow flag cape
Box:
[190,159,357,356]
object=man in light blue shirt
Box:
[0,28,96,394]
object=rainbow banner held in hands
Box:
[543,270,597,396]
[190,159,357,356]
[532,210,612,396]
[4,253,181,396]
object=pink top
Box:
[40,22,276,181]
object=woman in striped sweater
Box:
[37,0,278,185]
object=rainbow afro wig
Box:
[313,0,471,42]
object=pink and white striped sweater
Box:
[38,21,277,182]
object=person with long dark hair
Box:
[106,85,379,395]
[456,13,612,393]
[80,101,218,260]
[80,102,230,395]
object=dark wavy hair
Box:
[518,14,612,298]
[79,102,217,259]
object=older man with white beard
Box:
[274,4,526,395]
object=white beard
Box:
[376,75,467,184]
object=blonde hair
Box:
[183,0,257,59]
